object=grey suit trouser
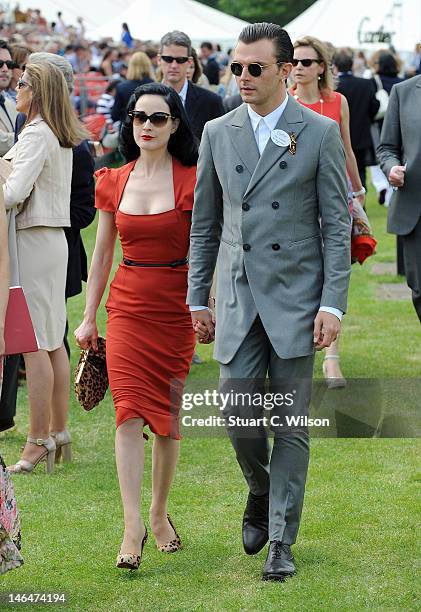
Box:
[219,316,314,544]
[402,216,421,323]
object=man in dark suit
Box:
[334,48,379,189]
[159,30,224,140]
[200,41,220,85]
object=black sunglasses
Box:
[160,55,190,64]
[292,58,322,67]
[0,60,15,69]
[16,78,31,89]
[230,60,284,78]
[128,110,175,127]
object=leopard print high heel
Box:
[116,527,148,570]
[156,515,182,553]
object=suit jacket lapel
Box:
[244,96,307,199]
[227,103,260,176]
[185,81,197,119]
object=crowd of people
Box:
[0,11,420,584]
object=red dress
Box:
[95,158,196,438]
[292,90,342,124]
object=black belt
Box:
[123,257,188,268]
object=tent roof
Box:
[284,0,421,53]
[91,0,249,44]
[17,0,249,44]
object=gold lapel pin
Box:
[289,132,297,156]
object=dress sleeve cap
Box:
[94,167,117,212]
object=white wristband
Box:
[352,187,366,197]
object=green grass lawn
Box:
[1,189,420,611]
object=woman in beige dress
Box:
[4,61,88,473]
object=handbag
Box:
[373,74,389,121]
[74,337,108,411]
[4,287,38,355]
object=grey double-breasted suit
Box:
[187,96,351,362]
[378,75,421,321]
[187,95,351,544]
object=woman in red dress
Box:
[75,83,198,570]
[290,36,365,388]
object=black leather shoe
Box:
[262,541,296,581]
[242,492,269,555]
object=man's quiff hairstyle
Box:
[238,22,294,63]
[160,31,192,55]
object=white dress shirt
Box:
[190,95,343,322]
[178,79,189,106]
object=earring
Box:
[318,75,322,80]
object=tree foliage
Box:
[215,0,316,27]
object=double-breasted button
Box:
[243,244,251,252]
[279,160,288,169]
[242,202,250,211]
[236,164,244,173]
[272,201,280,210]
[272,243,280,251]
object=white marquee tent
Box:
[91,0,249,44]
[14,0,249,45]
[284,0,421,53]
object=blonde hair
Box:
[25,62,89,148]
[292,36,335,100]
[127,51,154,80]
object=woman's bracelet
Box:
[352,187,366,197]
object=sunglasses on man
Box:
[292,58,322,67]
[0,60,15,69]
[230,60,285,78]
[160,55,190,64]
[128,110,175,127]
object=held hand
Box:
[389,165,406,188]
[74,319,98,351]
[313,312,341,351]
[191,309,215,344]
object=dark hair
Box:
[122,23,130,32]
[333,49,353,73]
[201,41,213,51]
[160,31,192,55]
[0,39,12,57]
[377,52,398,77]
[106,79,121,94]
[238,23,293,63]
[120,83,198,166]
[190,48,202,83]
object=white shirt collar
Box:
[178,79,189,105]
[247,94,289,134]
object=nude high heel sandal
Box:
[322,355,347,389]
[7,436,56,474]
[50,430,72,463]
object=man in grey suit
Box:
[187,23,351,581]
[378,75,421,322]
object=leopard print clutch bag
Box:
[74,337,108,411]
